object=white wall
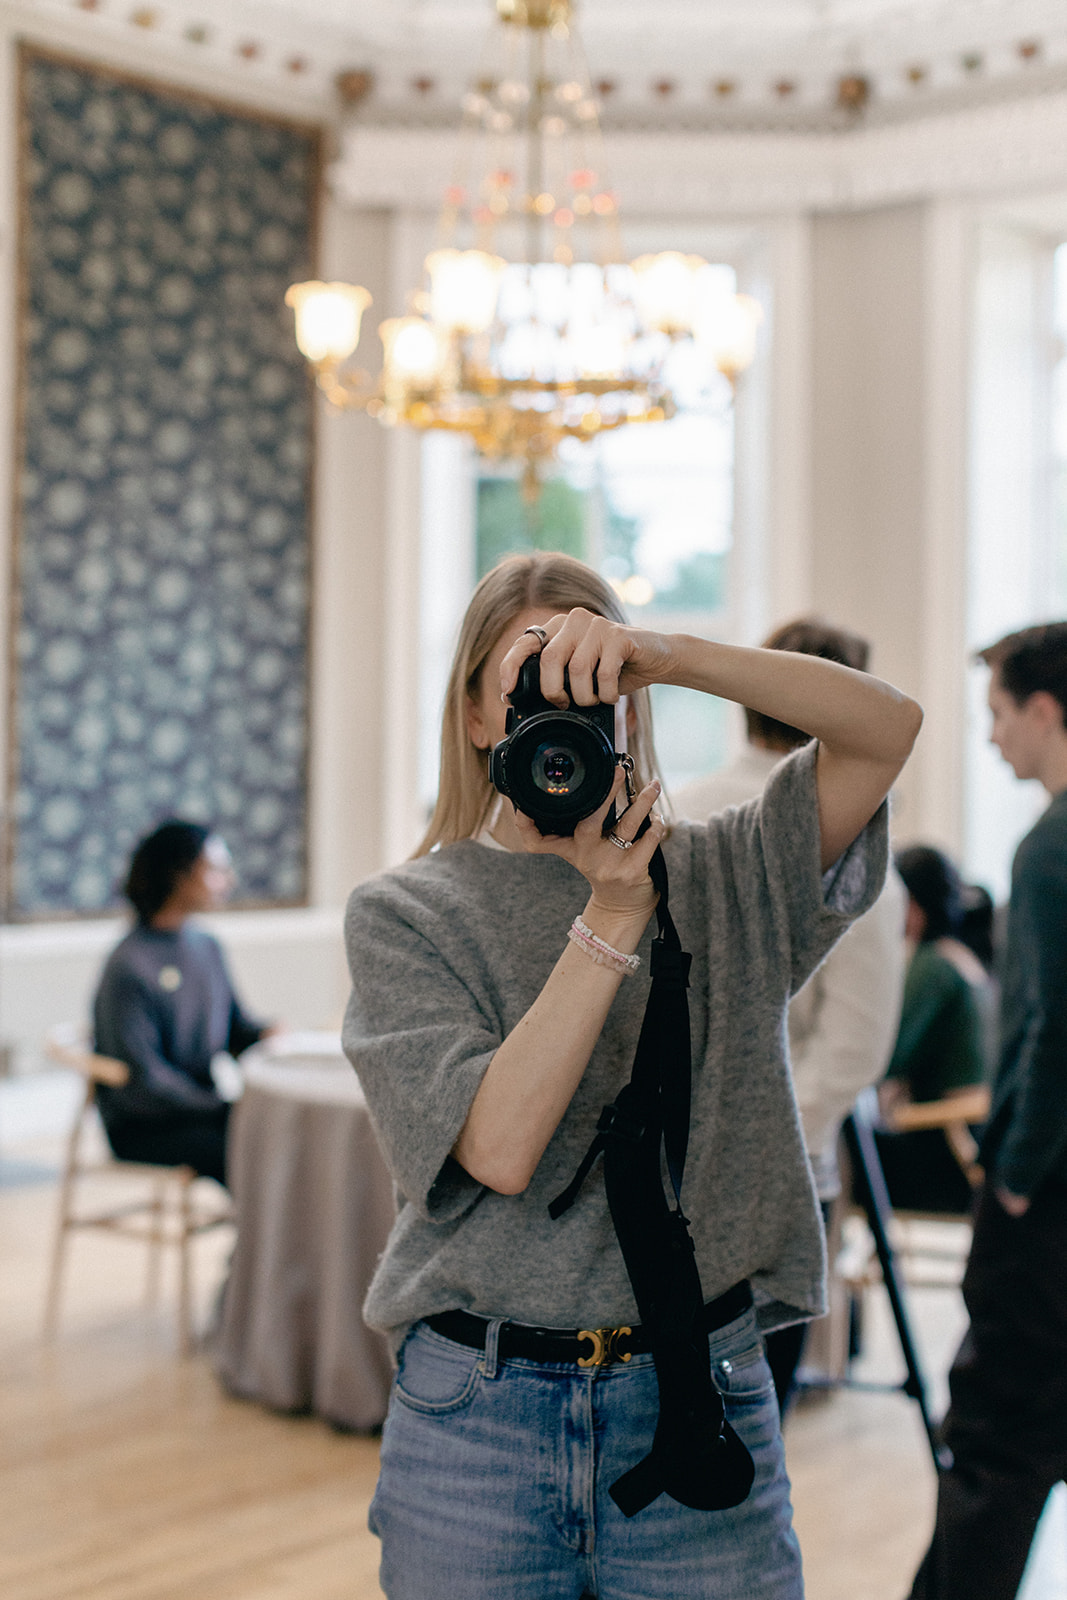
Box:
[809,202,968,851]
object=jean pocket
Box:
[711,1340,775,1403]
[393,1326,484,1416]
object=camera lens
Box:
[533,742,585,796]
[491,700,616,835]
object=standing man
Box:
[909,621,1067,1599]
[674,617,907,1409]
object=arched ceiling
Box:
[28,0,1067,128]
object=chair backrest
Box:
[881,1082,992,1191]
[44,1024,129,1088]
[885,1084,991,1134]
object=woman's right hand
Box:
[511,767,664,928]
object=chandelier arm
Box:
[312,366,377,409]
[460,371,656,399]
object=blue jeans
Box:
[369,1306,803,1599]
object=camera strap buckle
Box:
[577,1325,633,1369]
[616,752,637,805]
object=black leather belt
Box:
[424,1280,752,1370]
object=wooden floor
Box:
[2,1125,1064,1600]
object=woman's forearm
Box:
[662,635,921,765]
[453,899,650,1194]
[660,634,922,868]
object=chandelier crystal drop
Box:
[287,0,763,493]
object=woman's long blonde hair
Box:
[414,551,663,858]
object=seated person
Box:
[958,880,996,972]
[875,844,992,1213]
[92,819,271,1187]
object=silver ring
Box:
[522,626,549,647]
[608,832,634,851]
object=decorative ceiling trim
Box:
[330,88,1067,217]
[345,54,1067,138]
[16,0,1067,133]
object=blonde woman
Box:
[343,552,921,1600]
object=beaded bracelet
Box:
[567,915,641,977]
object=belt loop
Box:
[481,1317,504,1379]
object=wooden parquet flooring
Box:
[2,1157,1062,1599]
[1,1176,383,1600]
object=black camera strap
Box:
[548,844,755,1518]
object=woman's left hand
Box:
[499,608,673,708]
[511,766,665,920]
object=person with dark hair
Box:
[874,845,991,1214]
[92,819,271,1187]
[908,621,1067,1600]
[743,616,873,752]
[957,881,996,972]
[673,616,907,1412]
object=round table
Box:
[213,1033,396,1430]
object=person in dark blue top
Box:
[909,622,1067,1600]
[93,819,270,1187]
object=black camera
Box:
[490,653,619,836]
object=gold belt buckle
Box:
[577,1325,632,1369]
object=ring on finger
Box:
[522,625,549,647]
[608,831,634,851]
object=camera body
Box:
[490,653,618,836]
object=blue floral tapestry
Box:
[9,52,320,917]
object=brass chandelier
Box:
[287,0,762,493]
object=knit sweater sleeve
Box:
[711,739,891,1000]
[342,867,501,1225]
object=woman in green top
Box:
[876,845,992,1212]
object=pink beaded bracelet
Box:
[566,915,641,977]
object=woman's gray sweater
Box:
[343,742,887,1349]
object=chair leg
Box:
[177,1171,194,1357]
[43,1095,90,1340]
[144,1175,166,1308]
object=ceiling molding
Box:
[18,0,1067,131]
[330,85,1067,217]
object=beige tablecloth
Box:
[213,1034,396,1431]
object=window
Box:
[1051,243,1067,612]
[472,262,739,794]
[964,220,1064,900]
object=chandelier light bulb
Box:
[630,252,707,336]
[425,248,506,334]
[692,290,764,378]
[571,324,627,380]
[379,316,444,389]
[285,281,372,365]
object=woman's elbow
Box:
[885,691,923,765]
[453,1135,534,1196]
[902,694,924,750]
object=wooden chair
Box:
[884,1083,991,1179]
[838,1083,992,1319]
[879,1084,991,1282]
[43,1025,233,1355]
